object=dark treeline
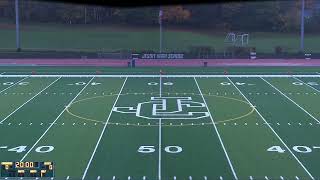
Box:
[0,0,319,32]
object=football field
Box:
[0,71,320,180]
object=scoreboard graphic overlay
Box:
[1,162,54,178]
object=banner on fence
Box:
[140,53,185,59]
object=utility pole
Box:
[159,6,163,53]
[15,0,21,52]
[300,0,305,52]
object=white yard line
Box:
[292,77,320,93]
[1,74,320,78]
[20,77,95,161]
[158,117,162,180]
[81,77,128,180]
[227,77,314,179]
[0,76,29,94]
[261,77,320,124]
[158,73,162,180]
[0,77,61,124]
[194,77,238,180]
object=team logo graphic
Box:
[113,97,209,119]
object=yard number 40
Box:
[138,145,182,154]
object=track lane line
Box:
[81,77,128,180]
[0,77,62,124]
[261,77,320,124]
[194,77,238,180]
[227,77,314,179]
[292,77,320,93]
[0,76,30,94]
[20,77,95,161]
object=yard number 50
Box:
[138,145,182,154]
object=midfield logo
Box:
[113,97,209,120]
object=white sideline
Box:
[1,74,320,78]
[261,77,320,124]
[0,76,29,94]
[292,77,320,93]
[194,77,238,180]
[227,77,314,179]
[20,77,95,161]
[0,77,61,124]
[81,77,128,180]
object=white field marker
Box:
[112,176,115,180]
[204,176,207,180]
[189,176,192,180]
[0,76,29,94]
[0,77,61,124]
[82,78,127,180]
[20,77,95,162]
[228,77,314,179]
[249,176,253,180]
[280,176,284,180]
[128,176,131,180]
[194,77,238,180]
[97,176,100,180]
[295,176,300,180]
[219,176,223,180]
[173,176,176,180]
[265,176,269,180]
[261,77,320,124]
[66,176,70,180]
[143,176,146,180]
[293,77,320,93]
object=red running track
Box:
[0,59,320,67]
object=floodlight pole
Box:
[15,0,21,52]
[300,0,305,52]
[159,6,163,53]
